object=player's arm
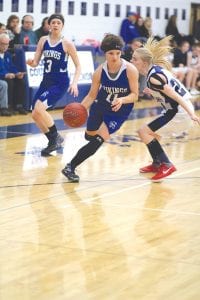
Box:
[112,63,139,112]
[26,36,46,67]
[150,73,200,125]
[81,66,101,109]
[63,40,81,97]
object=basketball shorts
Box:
[87,102,132,134]
[148,101,194,137]
[32,79,69,109]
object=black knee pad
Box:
[85,133,104,145]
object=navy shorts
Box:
[87,102,133,134]
[148,108,178,132]
[32,79,69,109]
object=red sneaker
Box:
[139,164,160,173]
[151,164,177,182]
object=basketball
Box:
[63,102,88,128]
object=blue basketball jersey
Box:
[42,37,69,85]
[87,59,134,134]
[95,59,133,115]
[32,37,70,109]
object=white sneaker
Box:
[190,88,200,96]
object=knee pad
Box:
[85,133,104,145]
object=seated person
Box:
[0,80,11,116]
[0,33,27,114]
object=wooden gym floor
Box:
[0,99,200,300]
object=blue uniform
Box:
[87,59,134,134]
[146,65,193,131]
[32,37,69,108]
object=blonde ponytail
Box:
[135,35,174,71]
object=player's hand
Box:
[143,87,153,95]
[26,59,37,67]
[68,83,79,97]
[191,114,200,125]
[111,98,123,112]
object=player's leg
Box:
[32,84,67,155]
[138,110,177,181]
[62,123,108,182]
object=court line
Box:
[0,166,199,215]
[79,167,200,216]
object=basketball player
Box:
[131,35,200,182]
[26,14,81,156]
[62,34,139,182]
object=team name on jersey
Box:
[43,50,61,60]
[102,85,128,94]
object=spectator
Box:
[121,38,149,99]
[120,12,140,45]
[193,19,200,41]
[187,42,200,74]
[173,40,199,94]
[0,33,27,114]
[0,80,11,116]
[14,15,37,45]
[137,17,152,39]
[165,15,183,45]
[135,17,144,36]
[0,23,7,34]
[6,15,20,49]
[34,17,49,40]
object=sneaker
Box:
[41,133,64,156]
[151,163,177,182]
[139,163,160,173]
[190,88,200,96]
[62,163,79,183]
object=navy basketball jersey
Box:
[147,65,191,111]
[42,37,69,85]
[96,59,133,115]
[32,37,70,109]
[87,59,134,134]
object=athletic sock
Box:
[147,139,170,164]
[70,135,104,170]
[45,124,58,143]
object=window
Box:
[0,0,3,11]
[155,7,160,19]
[41,0,48,13]
[12,0,19,12]
[68,1,74,15]
[115,5,120,17]
[55,0,61,13]
[146,6,151,17]
[93,3,98,16]
[164,8,169,19]
[126,5,131,17]
[173,9,177,16]
[81,2,87,16]
[104,3,110,17]
[182,9,186,20]
[136,6,141,16]
[27,0,33,13]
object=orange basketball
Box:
[63,102,88,128]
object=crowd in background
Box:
[0,12,200,117]
[0,14,50,116]
[119,12,200,99]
